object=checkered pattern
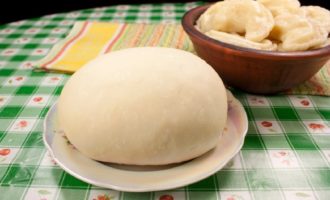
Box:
[1,2,330,200]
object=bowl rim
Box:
[182,4,330,59]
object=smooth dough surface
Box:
[57,47,228,165]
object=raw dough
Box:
[57,47,228,165]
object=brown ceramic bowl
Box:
[182,4,330,94]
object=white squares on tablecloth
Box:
[219,191,252,200]
[87,189,119,200]
[94,7,107,11]
[162,11,176,17]
[0,61,6,68]
[66,12,80,18]
[283,191,317,200]
[0,148,20,164]
[3,76,27,86]
[116,5,130,10]
[1,48,19,56]
[26,95,51,107]
[31,48,49,56]
[59,20,74,26]
[223,154,243,169]
[34,20,50,26]
[41,75,63,86]
[114,12,126,17]
[24,188,57,200]
[40,151,57,166]
[321,150,330,163]
[10,20,27,26]
[268,150,300,168]
[0,95,11,107]
[185,3,198,10]
[289,96,314,108]
[14,37,31,44]
[8,118,37,133]
[9,20,26,26]
[0,28,15,34]
[42,37,60,44]
[155,191,185,200]
[139,5,152,11]
[90,12,103,18]
[19,61,34,70]
[51,28,67,34]
[303,121,330,134]
[25,28,41,34]
[137,12,151,17]
[44,14,57,19]
[163,5,175,11]
[256,120,283,134]
[247,95,270,107]
[90,13,104,18]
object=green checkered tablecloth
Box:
[1,1,330,200]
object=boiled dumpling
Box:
[258,0,301,16]
[301,6,330,33]
[205,30,277,51]
[270,14,328,51]
[197,0,274,42]
[196,0,330,51]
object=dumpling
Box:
[270,14,328,51]
[197,0,329,51]
[197,0,274,42]
[205,30,277,51]
[258,0,301,16]
[312,38,330,49]
[301,6,330,33]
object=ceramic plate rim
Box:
[43,94,248,192]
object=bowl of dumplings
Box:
[182,0,330,94]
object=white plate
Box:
[43,91,248,192]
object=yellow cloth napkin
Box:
[35,21,192,73]
[35,21,330,96]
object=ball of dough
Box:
[57,47,228,165]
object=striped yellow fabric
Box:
[35,21,193,73]
[35,21,330,96]
[286,61,330,96]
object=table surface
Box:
[1,1,330,200]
